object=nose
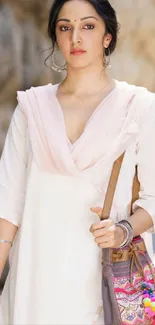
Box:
[71,27,81,46]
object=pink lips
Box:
[71,48,86,55]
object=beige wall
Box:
[110,0,155,91]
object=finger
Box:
[99,240,115,248]
[90,220,114,233]
[90,207,110,221]
[90,207,102,218]
[93,225,115,238]
[89,221,105,233]
[101,220,115,229]
[92,228,107,238]
[95,234,114,245]
[98,237,115,248]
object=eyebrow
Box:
[57,16,98,23]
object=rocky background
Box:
[0,0,155,284]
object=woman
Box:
[0,0,155,324]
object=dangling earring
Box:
[51,47,67,73]
[103,47,112,69]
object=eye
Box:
[59,25,71,32]
[83,24,95,30]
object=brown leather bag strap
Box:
[101,153,140,220]
[101,153,125,220]
[131,165,140,206]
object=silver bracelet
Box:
[115,220,134,248]
[115,223,129,248]
[0,240,12,247]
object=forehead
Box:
[57,0,100,20]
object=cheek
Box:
[86,35,104,56]
[57,33,71,54]
[83,31,103,47]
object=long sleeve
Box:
[0,104,28,227]
[132,97,155,232]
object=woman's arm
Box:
[0,103,28,276]
[128,208,153,237]
[0,219,18,278]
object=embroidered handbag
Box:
[101,153,155,325]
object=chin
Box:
[68,61,93,70]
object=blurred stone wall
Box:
[0,0,60,152]
[111,0,155,91]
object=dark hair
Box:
[48,0,119,56]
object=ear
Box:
[104,33,112,49]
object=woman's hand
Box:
[90,207,125,249]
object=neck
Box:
[62,62,112,95]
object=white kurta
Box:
[1,80,155,325]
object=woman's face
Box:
[55,0,112,69]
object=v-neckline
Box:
[50,81,118,146]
